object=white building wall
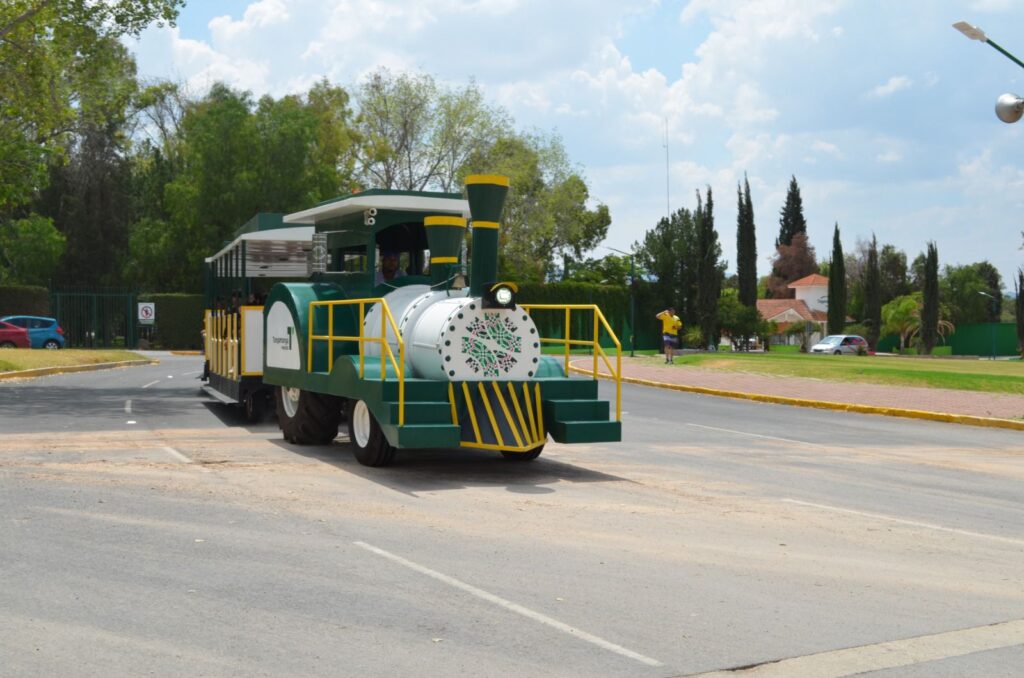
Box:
[794,284,828,313]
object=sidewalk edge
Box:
[569,366,1024,432]
[0,359,159,381]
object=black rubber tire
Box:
[502,445,544,461]
[0,341,15,348]
[43,339,60,349]
[833,350,842,355]
[275,386,342,445]
[346,399,396,467]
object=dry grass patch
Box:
[0,349,149,373]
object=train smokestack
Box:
[465,174,509,296]
[423,215,467,286]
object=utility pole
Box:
[664,118,670,221]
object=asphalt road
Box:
[1,354,1022,677]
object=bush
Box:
[517,282,629,349]
[0,284,50,316]
[138,293,205,349]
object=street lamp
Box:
[603,246,637,357]
[978,290,997,359]
[954,21,1024,123]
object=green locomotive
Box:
[203,175,621,466]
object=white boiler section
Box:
[362,285,542,381]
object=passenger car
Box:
[810,334,867,355]
[0,315,66,349]
[0,320,31,348]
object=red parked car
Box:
[0,320,30,348]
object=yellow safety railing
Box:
[519,304,622,422]
[205,309,239,380]
[307,298,406,426]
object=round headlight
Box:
[494,286,513,305]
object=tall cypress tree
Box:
[920,241,939,354]
[863,235,881,348]
[776,175,807,247]
[736,174,757,307]
[827,223,846,335]
[695,186,724,348]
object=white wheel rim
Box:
[352,400,371,448]
[281,387,301,418]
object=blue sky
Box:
[127,0,1024,289]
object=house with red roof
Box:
[756,273,830,347]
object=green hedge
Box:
[0,284,50,317]
[138,293,205,349]
[517,282,630,349]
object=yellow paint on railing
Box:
[462,382,482,443]
[492,382,523,448]
[307,297,406,426]
[519,304,623,422]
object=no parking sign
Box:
[138,302,156,325]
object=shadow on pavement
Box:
[269,435,627,497]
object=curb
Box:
[0,359,159,381]
[170,350,203,356]
[569,365,1024,433]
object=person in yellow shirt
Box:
[656,307,683,364]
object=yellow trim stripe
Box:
[472,221,499,229]
[461,440,543,452]
[448,383,458,425]
[478,382,504,446]
[522,383,538,442]
[431,256,458,264]
[508,383,531,445]
[535,383,545,442]
[465,174,510,187]
[492,382,523,448]
[462,382,482,444]
[424,216,467,227]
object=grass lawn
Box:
[0,349,148,373]
[636,351,1024,395]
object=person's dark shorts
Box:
[662,333,678,347]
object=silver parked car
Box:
[810,334,868,355]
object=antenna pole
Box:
[664,118,670,220]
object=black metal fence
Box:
[51,289,138,349]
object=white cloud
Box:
[876,150,902,163]
[866,75,912,99]
[811,140,842,158]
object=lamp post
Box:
[954,21,1024,123]
[978,290,997,359]
[604,246,637,357]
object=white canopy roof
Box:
[283,194,469,224]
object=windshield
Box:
[820,336,843,345]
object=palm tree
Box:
[882,293,955,352]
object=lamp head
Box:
[953,21,986,42]
[995,93,1024,123]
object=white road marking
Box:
[783,498,1024,547]
[124,399,132,414]
[687,423,826,448]
[182,370,202,376]
[162,446,192,464]
[353,540,662,667]
[166,375,173,379]
[682,618,1024,677]
[126,421,136,425]
[141,380,160,389]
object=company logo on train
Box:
[203,175,622,467]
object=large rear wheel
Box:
[346,399,396,467]
[275,386,342,444]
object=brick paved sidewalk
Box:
[574,356,1024,422]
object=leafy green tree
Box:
[568,254,632,287]
[695,187,725,347]
[776,175,807,247]
[882,294,921,351]
[863,235,881,348]
[940,263,992,325]
[634,207,698,325]
[920,242,939,354]
[0,214,66,285]
[0,0,183,212]
[718,288,761,350]
[357,69,509,192]
[736,174,757,307]
[973,261,1003,321]
[879,244,910,305]
[827,223,846,335]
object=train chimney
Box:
[423,215,467,286]
[465,174,509,296]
